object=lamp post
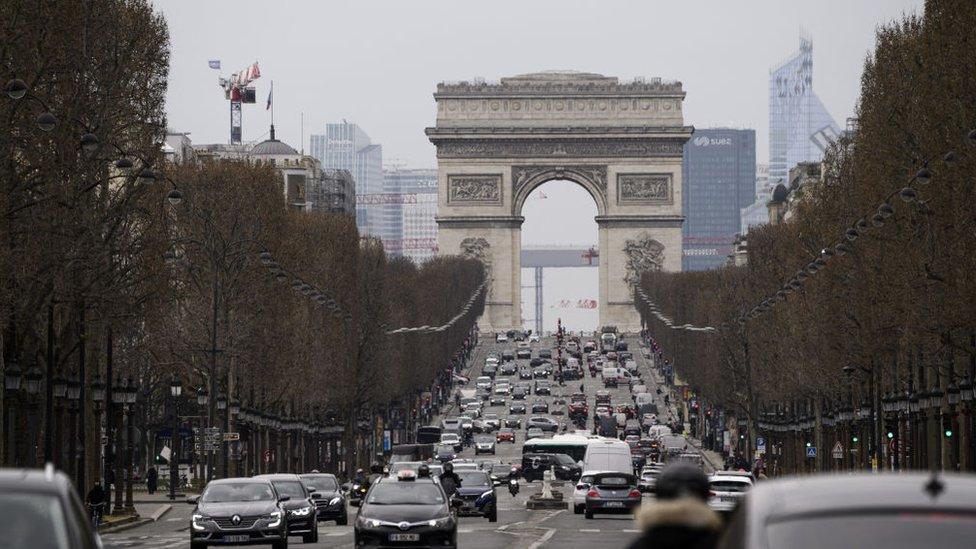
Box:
[169,376,182,501]
[112,376,126,514]
[24,365,43,466]
[52,375,68,469]
[229,397,240,476]
[196,387,208,488]
[90,374,105,508]
[66,374,80,481]
[3,361,23,465]
[217,392,227,478]
[124,377,137,512]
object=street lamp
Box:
[947,383,960,406]
[124,377,138,512]
[169,375,182,501]
[25,366,43,395]
[197,387,209,407]
[216,393,227,411]
[4,360,22,391]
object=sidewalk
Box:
[97,490,190,534]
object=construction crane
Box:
[218,62,261,144]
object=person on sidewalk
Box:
[146,466,158,495]
[627,464,722,549]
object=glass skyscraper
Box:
[682,128,756,271]
[309,122,383,235]
[768,35,840,188]
[383,168,439,263]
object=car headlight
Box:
[429,516,454,528]
[289,506,312,516]
[191,514,209,531]
[356,515,383,528]
[329,496,342,506]
[480,490,494,499]
[267,510,282,528]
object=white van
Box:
[601,367,632,383]
[582,438,632,474]
[647,425,673,438]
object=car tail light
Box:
[587,490,599,498]
[629,490,641,498]
[709,491,716,497]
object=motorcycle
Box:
[508,479,519,496]
[349,483,369,507]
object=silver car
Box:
[707,473,752,512]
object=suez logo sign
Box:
[693,136,733,147]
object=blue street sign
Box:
[756,436,766,451]
[806,446,817,458]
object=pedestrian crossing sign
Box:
[806,446,817,458]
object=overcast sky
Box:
[157,0,922,168]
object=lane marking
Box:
[579,528,600,532]
[623,529,640,533]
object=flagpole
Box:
[270,80,274,128]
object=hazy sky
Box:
[157,0,922,168]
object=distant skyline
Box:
[157,0,923,169]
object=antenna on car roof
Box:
[923,471,945,500]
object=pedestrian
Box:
[579,383,585,394]
[627,464,722,549]
[146,466,158,494]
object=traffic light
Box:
[886,431,894,439]
[805,442,811,448]
[942,415,953,438]
[852,435,859,443]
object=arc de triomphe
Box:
[426,71,692,333]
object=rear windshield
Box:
[766,513,976,549]
[301,476,338,492]
[0,492,70,548]
[710,480,750,492]
[456,471,491,487]
[596,476,633,486]
[273,481,307,499]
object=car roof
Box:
[211,476,273,485]
[745,473,976,520]
[253,473,304,482]
[0,467,73,494]
[710,474,753,483]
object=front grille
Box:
[213,515,261,529]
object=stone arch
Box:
[511,165,608,217]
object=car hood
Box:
[280,498,312,510]
[197,500,279,516]
[362,504,448,523]
[456,486,492,497]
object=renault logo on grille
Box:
[398,521,410,531]
[231,515,241,525]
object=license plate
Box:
[390,533,420,541]
[604,502,624,507]
[224,535,249,542]
[721,496,738,502]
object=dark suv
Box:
[299,473,348,525]
[254,473,319,543]
[521,453,581,482]
[190,477,290,548]
[0,465,100,549]
[453,470,498,522]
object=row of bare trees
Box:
[1,0,483,489]
[637,0,976,472]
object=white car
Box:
[496,333,508,343]
[573,470,609,514]
[494,385,510,395]
[516,341,530,350]
[707,473,753,513]
[476,376,493,390]
[528,334,541,343]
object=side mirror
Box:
[185,495,199,505]
[310,492,322,500]
[279,495,291,503]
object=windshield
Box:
[202,482,275,502]
[766,513,976,549]
[457,471,491,488]
[0,493,70,548]
[553,454,575,465]
[301,476,338,492]
[367,483,445,505]
[436,444,455,453]
[272,481,306,499]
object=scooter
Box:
[508,478,519,497]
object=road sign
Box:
[222,432,240,442]
[806,446,817,458]
[832,441,844,459]
[756,436,766,452]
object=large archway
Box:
[520,180,599,334]
[427,71,692,332]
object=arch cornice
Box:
[511,164,608,216]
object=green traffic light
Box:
[945,430,953,438]
[852,436,859,443]
[886,432,894,439]
[805,442,811,448]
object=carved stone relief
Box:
[623,232,665,292]
[617,173,673,204]
[460,237,493,298]
[512,165,607,200]
[448,174,502,204]
[435,139,685,159]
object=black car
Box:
[501,350,515,362]
[531,400,549,413]
[534,381,551,395]
[255,473,319,543]
[521,453,581,482]
[511,386,527,400]
[0,465,100,549]
[190,477,290,549]
[503,416,522,428]
[483,363,498,378]
[434,443,458,463]
[538,349,552,359]
[516,348,532,359]
[527,416,559,432]
[300,473,348,525]
[453,470,498,521]
[533,366,550,379]
[509,403,526,414]
[489,395,506,406]
[499,362,518,375]
[529,357,547,367]
[518,367,534,380]
[354,474,457,548]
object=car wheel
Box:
[190,542,207,549]
[584,509,594,520]
[488,510,498,522]
[337,514,348,525]
[573,504,583,515]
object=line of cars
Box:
[187,472,348,548]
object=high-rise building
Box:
[768,34,840,189]
[740,163,772,233]
[383,168,439,263]
[681,128,756,271]
[310,122,383,234]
